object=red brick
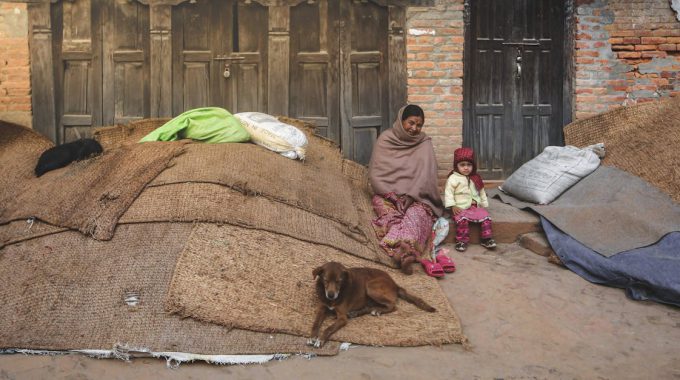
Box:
[659,44,677,51]
[642,51,667,58]
[612,44,634,51]
[622,37,641,44]
[634,44,657,51]
[641,37,667,44]
[618,52,642,59]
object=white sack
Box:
[499,145,601,205]
[235,112,308,160]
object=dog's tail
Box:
[397,287,436,312]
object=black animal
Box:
[34,138,103,177]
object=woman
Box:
[368,104,444,274]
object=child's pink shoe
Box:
[435,253,456,273]
[421,259,445,278]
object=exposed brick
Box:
[659,44,677,51]
[634,44,657,51]
[641,36,667,44]
[617,51,642,59]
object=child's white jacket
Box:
[444,172,489,209]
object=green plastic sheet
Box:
[140,107,250,143]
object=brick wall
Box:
[406,0,465,186]
[574,0,680,119]
[0,3,31,128]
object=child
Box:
[444,147,496,251]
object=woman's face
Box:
[401,115,424,136]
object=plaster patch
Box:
[672,0,680,22]
[408,28,436,36]
[638,57,680,74]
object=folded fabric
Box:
[542,217,680,307]
[140,107,250,143]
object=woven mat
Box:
[93,119,170,151]
[0,219,69,249]
[0,122,54,208]
[0,142,185,240]
[0,223,338,356]
[564,96,680,203]
[166,223,465,347]
[148,143,361,230]
[119,183,391,267]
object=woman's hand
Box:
[452,207,463,215]
[397,195,414,213]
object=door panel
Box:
[172,0,267,114]
[343,0,388,165]
[465,0,565,179]
[103,0,150,125]
[289,0,338,140]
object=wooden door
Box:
[289,0,397,165]
[464,0,567,179]
[172,0,268,114]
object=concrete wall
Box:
[0,2,31,128]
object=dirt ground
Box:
[1,243,679,379]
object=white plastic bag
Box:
[499,145,601,205]
[234,112,308,160]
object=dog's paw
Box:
[307,338,323,348]
[347,311,358,318]
[370,310,382,316]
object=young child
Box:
[444,147,496,251]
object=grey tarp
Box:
[542,218,680,307]
[492,166,680,257]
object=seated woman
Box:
[368,104,444,274]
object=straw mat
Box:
[93,118,169,151]
[0,219,68,249]
[166,223,465,347]
[0,142,186,240]
[148,143,361,230]
[564,96,680,203]
[119,183,391,267]
[0,122,54,208]
[0,223,338,356]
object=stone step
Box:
[444,197,541,244]
[519,232,554,257]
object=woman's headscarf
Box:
[368,105,444,216]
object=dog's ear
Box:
[312,266,323,280]
[341,269,349,283]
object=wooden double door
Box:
[28,0,408,164]
[464,0,572,179]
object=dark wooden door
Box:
[172,0,268,114]
[464,0,566,179]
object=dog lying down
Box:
[308,261,436,348]
[34,138,103,177]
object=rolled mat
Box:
[166,223,466,347]
[0,223,338,356]
[564,96,680,203]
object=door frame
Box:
[461,0,575,175]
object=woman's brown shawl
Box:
[368,106,444,217]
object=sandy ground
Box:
[1,243,679,379]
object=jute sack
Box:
[235,112,308,160]
[499,145,600,205]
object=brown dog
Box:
[307,261,436,348]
